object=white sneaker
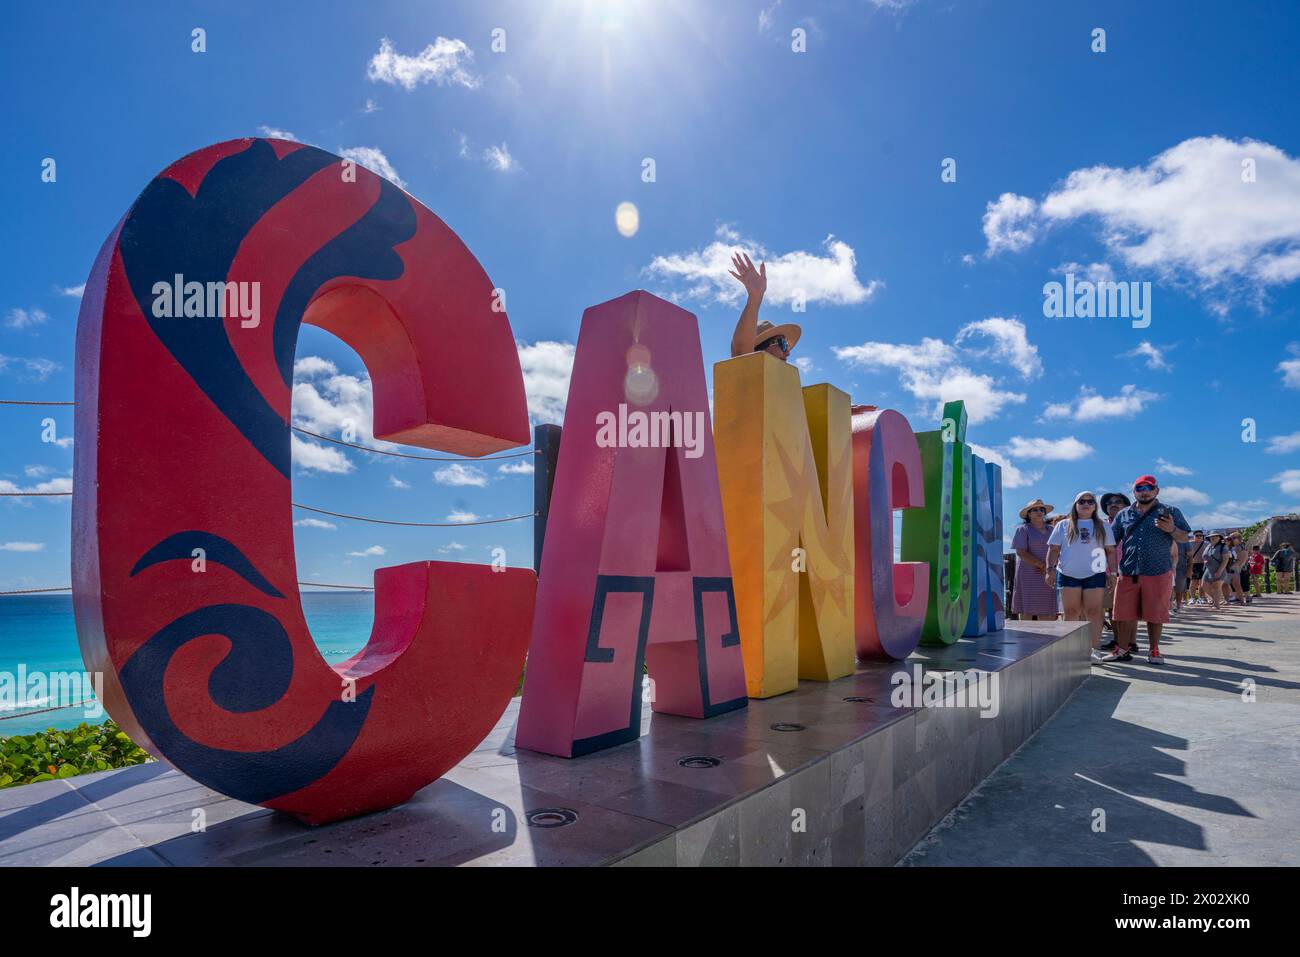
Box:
[1148,652,1166,666]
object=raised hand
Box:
[728,251,767,300]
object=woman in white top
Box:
[1045,490,1118,652]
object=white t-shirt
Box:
[1048,518,1115,580]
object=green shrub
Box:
[0,719,152,789]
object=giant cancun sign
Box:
[73,138,1003,822]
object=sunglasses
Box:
[1077,499,1096,506]
[1028,507,1046,514]
[1134,483,1156,492]
[757,335,789,353]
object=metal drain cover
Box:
[678,755,721,769]
[526,807,578,828]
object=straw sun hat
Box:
[751,319,802,354]
[1018,498,1054,520]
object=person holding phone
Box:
[1101,474,1191,666]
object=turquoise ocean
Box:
[0,593,375,737]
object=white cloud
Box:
[1155,457,1194,476]
[290,361,424,471]
[1268,470,1300,498]
[293,518,337,530]
[388,475,411,489]
[338,146,405,189]
[645,226,881,308]
[434,463,488,487]
[834,337,955,372]
[517,340,574,425]
[1041,384,1160,422]
[1058,261,1116,284]
[1002,436,1093,461]
[291,366,376,443]
[1279,344,1300,388]
[482,143,519,173]
[982,193,1038,255]
[758,0,782,31]
[23,465,53,478]
[290,434,353,474]
[0,355,59,381]
[1266,431,1300,455]
[367,36,480,91]
[258,125,300,142]
[1188,500,1275,528]
[348,545,387,557]
[968,442,1042,490]
[437,541,466,554]
[5,308,49,330]
[293,356,338,378]
[57,284,85,298]
[834,326,1033,424]
[0,476,72,498]
[954,317,1042,379]
[991,136,1300,299]
[446,510,480,524]
[1159,486,1211,507]
[894,367,1025,425]
[0,542,44,552]
[1123,340,1172,371]
[498,460,535,475]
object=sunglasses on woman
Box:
[1077,499,1096,506]
[757,335,790,353]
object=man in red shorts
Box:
[1101,474,1191,666]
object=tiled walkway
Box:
[902,594,1300,866]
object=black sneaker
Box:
[1099,637,1118,651]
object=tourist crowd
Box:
[1008,474,1297,666]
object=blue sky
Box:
[3,0,1300,594]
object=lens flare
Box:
[615,201,639,237]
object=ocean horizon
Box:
[0,592,376,737]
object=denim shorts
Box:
[1057,571,1107,590]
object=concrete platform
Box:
[0,620,1089,867]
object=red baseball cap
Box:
[1133,474,1158,487]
